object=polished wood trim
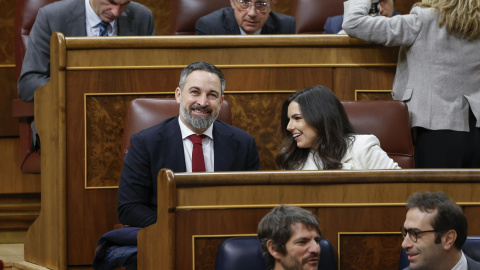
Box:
[84,92,175,97]
[176,203,406,210]
[25,33,68,270]
[66,63,398,71]
[137,169,176,269]
[173,169,480,186]
[354,90,392,101]
[64,35,379,49]
[136,169,480,268]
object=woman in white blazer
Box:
[342,0,480,168]
[276,85,400,170]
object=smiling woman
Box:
[276,85,401,170]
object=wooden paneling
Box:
[464,206,480,235]
[24,36,67,270]
[339,234,404,269]
[0,0,17,137]
[30,35,402,268]
[334,67,397,100]
[0,67,18,137]
[0,0,15,64]
[176,209,271,270]
[0,193,40,235]
[135,169,480,269]
[0,138,41,194]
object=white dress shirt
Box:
[85,0,118,36]
[452,251,468,270]
[178,117,214,172]
[239,27,262,35]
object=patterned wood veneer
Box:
[85,92,291,187]
[339,233,404,269]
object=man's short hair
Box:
[178,61,226,94]
[406,191,467,250]
[257,205,321,269]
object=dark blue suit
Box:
[118,116,260,227]
[323,11,399,34]
[196,7,296,35]
[402,255,480,270]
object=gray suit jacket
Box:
[343,0,480,132]
[402,255,480,270]
[18,0,155,102]
[195,7,296,35]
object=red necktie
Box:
[189,135,206,172]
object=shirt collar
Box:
[85,0,117,31]
[452,251,468,270]
[239,27,262,35]
[178,116,214,140]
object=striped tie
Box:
[98,21,109,36]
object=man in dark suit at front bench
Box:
[401,191,480,270]
[118,61,260,228]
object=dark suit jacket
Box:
[402,254,480,270]
[18,0,155,102]
[196,7,295,35]
[117,116,260,227]
[323,11,399,34]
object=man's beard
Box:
[279,254,319,270]
[180,102,219,130]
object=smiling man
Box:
[196,0,295,35]
[118,61,260,228]
[401,191,480,270]
[258,205,321,270]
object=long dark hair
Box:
[276,85,355,169]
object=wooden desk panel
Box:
[139,169,480,270]
[29,34,406,268]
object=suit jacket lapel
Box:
[117,8,135,36]
[158,116,187,172]
[66,0,87,36]
[224,8,241,34]
[213,122,237,171]
[260,14,276,34]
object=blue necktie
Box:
[98,21,109,36]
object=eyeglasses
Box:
[235,0,271,13]
[401,227,437,242]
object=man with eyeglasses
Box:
[401,191,480,270]
[196,0,295,35]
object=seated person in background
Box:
[18,0,156,102]
[276,85,401,170]
[196,0,296,35]
[118,61,260,228]
[258,205,321,270]
[323,0,399,34]
[401,191,480,269]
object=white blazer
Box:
[301,135,401,170]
